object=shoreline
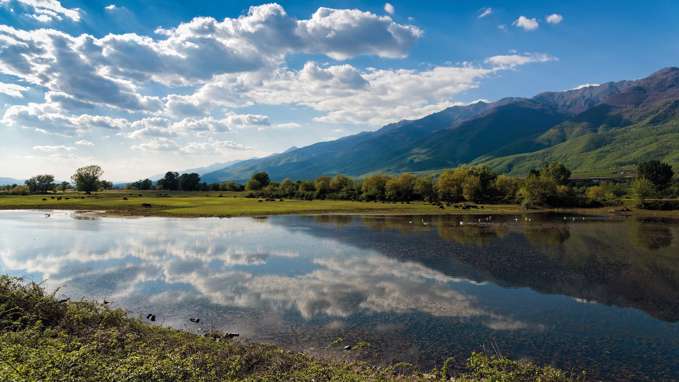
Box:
[0,192,679,219]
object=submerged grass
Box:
[0,276,582,381]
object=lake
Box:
[1,210,678,381]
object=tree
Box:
[246,172,270,191]
[158,172,179,190]
[494,175,520,203]
[361,174,390,201]
[71,165,103,193]
[25,175,55,194]
[517,176,558,208]
[279,178,297,196]
[314,176,332,196]
[329,174,352,192]
[631,177,655,204]
[414,176,436,202]
[59,181,70,192]
[436,168,466,203]
[99,180,113,190]
[385,173,416,201]
[178,173,201,191]
[541,162,571,185]
[637,160,674,190]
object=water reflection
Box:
[0,211,678,381]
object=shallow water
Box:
[1,210,678,380]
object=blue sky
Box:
[0,0,678,181]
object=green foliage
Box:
[246,172,270,191]
[631,177,656,205]
[129,178,154,190]
[637,160,674,189]
[24,174,55,194]
[361,174,390,201]
[385,173,417,201]
[541,162,572,185]
[0,276,578,382]
[158,171,180,191]
[71,165,103,193]
[178,173,201,191]
[517,175,558,208]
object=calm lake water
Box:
[1,210,678,381]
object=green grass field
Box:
[0,190,523,217]
[2,190,677,218]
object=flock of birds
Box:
[406,215,586,226]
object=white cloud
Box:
[104,4,117,11]
[513,16,539,31]
[485,52,557,69]
[32,144,74,152]
[6,0,81,22]
[195,54,555,127]
[546,13,563,25]
[478,7,493,18]
[74,139,94,146]
[0,82,29,97]
[384,2,394,16]
[131,138,250,154]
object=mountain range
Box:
[199,67,679,183]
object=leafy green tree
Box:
[129,179,153,190]
[298,180,315,193]
[541,162,571,185]
[414,176,436,202]
[631,177,656,204]
[329,174,352,193]
[24,175,55,194]
[158,172,179,190]
[99,180,113,190]
[71,165,103,193]
[436,168,465,203]
[385,173,416,201]
[637,160,674,190]
[59,181,70,192]
[314,176,331,196]
[361,174,390,201]
[279,178,297,196]
[249,172,271,190]
[517,176,558,208]
[494,175,520,203]
[178,173,201,191]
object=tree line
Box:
[4,160,676,209]
[240,160,677,208]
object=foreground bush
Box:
[0,276,581,381]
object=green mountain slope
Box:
[202,67,679,183]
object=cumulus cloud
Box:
[3,102,128,135]
[513,16,539,31]
[546,13,563,25]
[190,53,555,126]
[478,7,493,18]
[384,2,394,16]
[4,0,81,23]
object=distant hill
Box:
[202,67,679,183]
[0,177,23,186]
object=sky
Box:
[0,1,678,181]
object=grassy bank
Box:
[1,190,678,218]
[0,191,525,217]
[0,276,580,381]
